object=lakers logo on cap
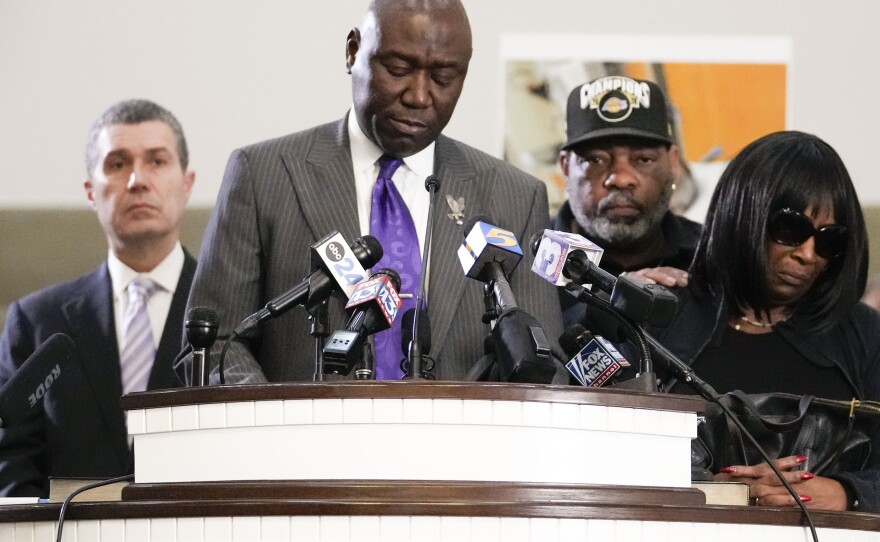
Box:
[580,76,651,123]
[599,92,632,121]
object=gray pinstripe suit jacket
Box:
[184,116,564,383]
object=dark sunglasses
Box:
[767,207,847,259]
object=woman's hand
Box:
[715,455,848,510]
[623,266,688,288]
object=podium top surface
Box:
[121,381,706,413]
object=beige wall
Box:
[0,209,211,331]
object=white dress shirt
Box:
[348,109,433,256]
[107,242,184,366]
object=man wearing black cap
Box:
[557,76,700,278]
[555,75,701,326]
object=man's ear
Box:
[558,150,570,176]
[84,180,96,207]
[668,145,683,180]
[183,170,195,201]
[345,28,361,74]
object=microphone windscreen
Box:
[186,306,219,327]
[186,306,220,349]
[354,235,384,267]
[559,324,590,357]
[372,268,401,291]
[0,333,75,427]
[462,214,493,237]
[424,174,441,192]
[528,231,543,256]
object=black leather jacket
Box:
[651,286,880,512]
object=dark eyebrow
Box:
[380,51,464,70]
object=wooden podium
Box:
[0,382,878,541]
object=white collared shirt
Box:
[348,109,433,255]
[107,242,184,359]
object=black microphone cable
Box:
[55,473,134,542]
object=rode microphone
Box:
[458,217,555,384]
[559,324,630,387]
[323,268,403,375]
[0,333,74,428]
[406,174,441,380]
[233,232,382,336]
[185,307,219,387]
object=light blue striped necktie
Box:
[120,277,158,394]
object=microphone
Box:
[0,333,74,428]
[185,307,219,387]
[406,174,441,380]
[457,215,523,312]
[529,229,677,327]
[323,269,403,376]
[559,325,630,387]
[530,229,604,288]
[458,217,555,384]
[400,308,433,377]
[233,232,382,335]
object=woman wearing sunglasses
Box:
[655,131,880,511]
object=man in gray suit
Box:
[182,0,563,383]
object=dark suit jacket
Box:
[0,252,196,497]
[183,116,564,383]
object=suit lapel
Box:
[281,118,360,244]
[428,136,494,353]
[149,251,196,390]
[61,265,130,465]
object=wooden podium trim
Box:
[121,480,706,507]
[121,381,706,413]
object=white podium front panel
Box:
[3,516,875,542]
[130,397,696,487]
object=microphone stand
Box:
[406,175,441,380]
[309,300,329,381]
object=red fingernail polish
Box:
[800,495,812,502]
[720,467,736,473]
[801,472,815,480]
[796,456,808,463]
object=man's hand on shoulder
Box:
[623,266,688,288]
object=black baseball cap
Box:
[562,76,674,150]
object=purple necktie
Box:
[369,154,421,379]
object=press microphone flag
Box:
[344,271,402,326]
[565,331,630,387]
[309,231,373,300]
[531,230,603,287]
[457,219,523,282]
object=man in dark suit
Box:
[182,0,563,383]
[0,99,197,496]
